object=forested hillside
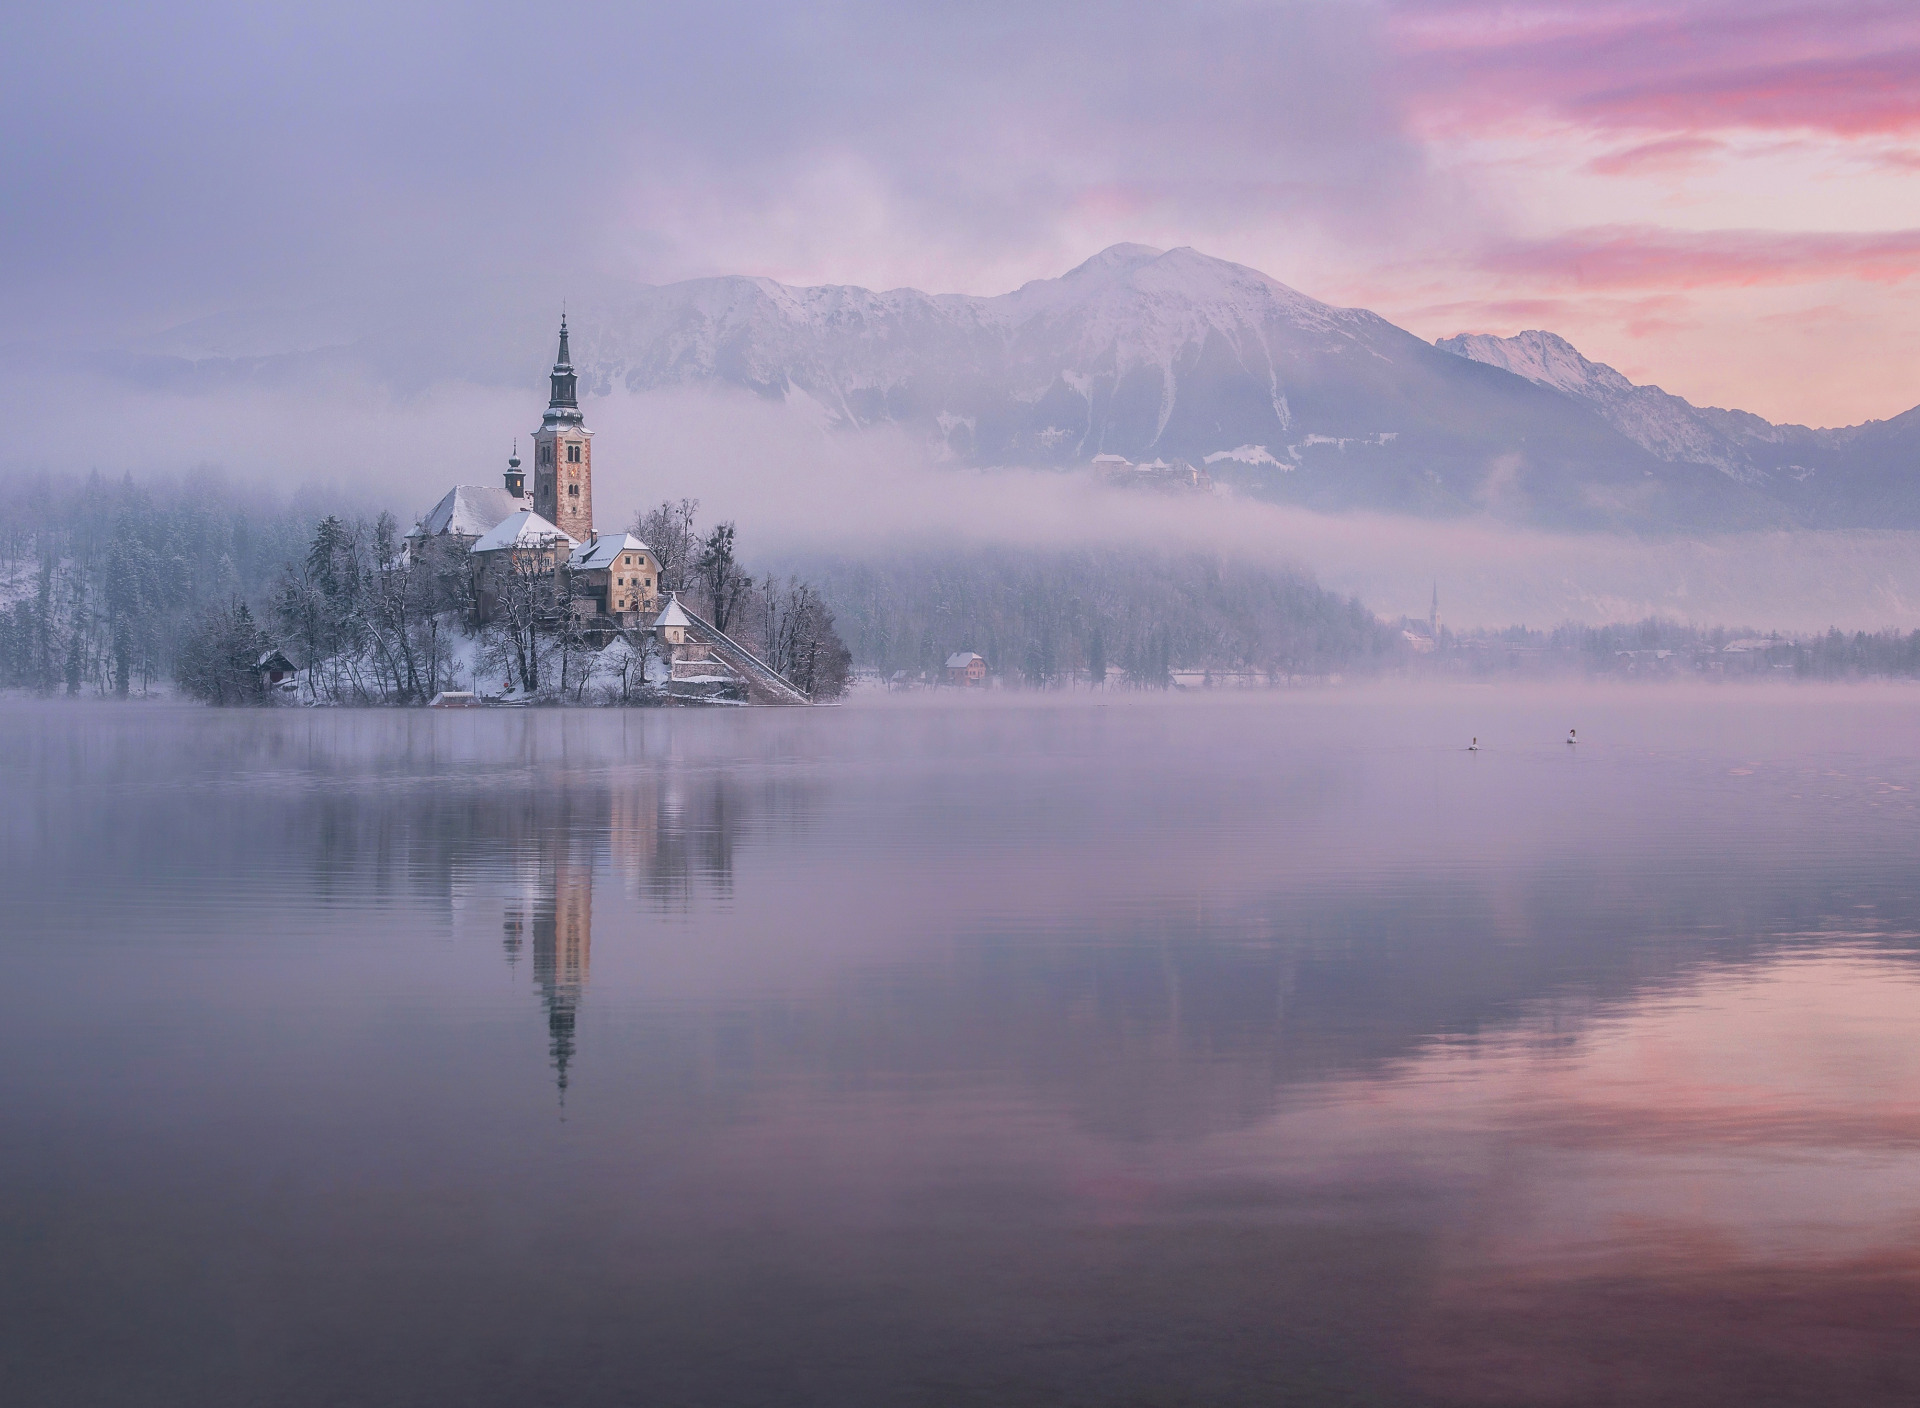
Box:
[0,470,323,695]
[782,545,1402,683]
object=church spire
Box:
[547,313,579,414]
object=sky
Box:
[5,0,1918,428]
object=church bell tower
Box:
[532,315,594,543]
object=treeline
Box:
[1442,618,1920,680]
[190,513,474,705]
[782,543,1403,683]
[0,469,319,695]
[181,500,852,705]
[177,499,853,705]
[0,471,851,704]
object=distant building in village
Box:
[1401,583,1442,654]
[1091,455,1213,493]
[945,651,987,685]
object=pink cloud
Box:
[1393,1,1920,139]
[1410,296,1579,324]
[1402,292,1698,344]
[1587,135,1726,176]
[1757,303,1867,330]
[1581,50,1920,138]
[1482,225,1920,290]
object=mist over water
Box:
[9,366,1919,633]
[6,688,1920,1405]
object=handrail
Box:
[675,602,812,704]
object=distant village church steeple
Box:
[532,315,594,543]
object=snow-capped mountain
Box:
[96,244,1920,529]
[560,244,1799,528]
[1435,330,1833,485]
[1435,328,1920,526]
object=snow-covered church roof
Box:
[469,509,576,554]
[415,484,529,539]
[569,533,650,571]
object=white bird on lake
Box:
[1567,728,1577,745]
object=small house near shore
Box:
[258,649,298,691]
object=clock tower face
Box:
[532,316,593,543]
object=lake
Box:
[4,688,1920,1406]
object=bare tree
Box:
[552,581,600,702]
[609,627,658,704]
[762,576,852,699]
[631,498,699,592]
[479,541,565,694]
[695,521,750,634]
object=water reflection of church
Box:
[495,775,749,1097]
[503,848,593,1096]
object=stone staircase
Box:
[676,603,813,706]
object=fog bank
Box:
[8,366,1918,633]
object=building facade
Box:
[568,533,661,623]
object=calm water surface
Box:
[5,689,1920,1407]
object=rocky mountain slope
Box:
[1433,329,1920,527]
[99,244,1920,530]
[562,245,1817,528]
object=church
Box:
[407,318,809,704]
[408,316,662,626]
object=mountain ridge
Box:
[98,244,1920,530]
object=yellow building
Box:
[568,533,661,622]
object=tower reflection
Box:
[495,769,767,1095]
[505,842,593,1097]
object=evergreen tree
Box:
[176,599,268,705]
